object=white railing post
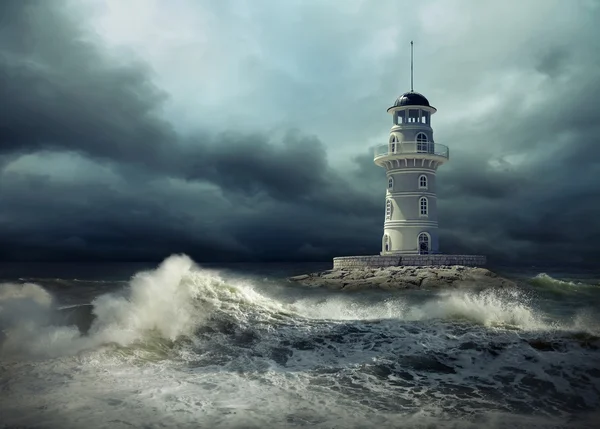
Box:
[374,143,448,160]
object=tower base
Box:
[332,254,486,270]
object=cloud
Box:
[1,0,599,266]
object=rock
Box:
[287,265,516,291]
[321,271,345,279]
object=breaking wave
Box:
[0,255,288,358]
[291,288,548,330]
[531,272,584,287]
[2,255,600,428]
[1,255,597,360]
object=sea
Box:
[1,255,599,429]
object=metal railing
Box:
[374,142,449,160]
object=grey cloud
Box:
[0,1,368,207]
[0,8,173,166]
[1,0,600,267]
[0,0,382,262]
[535,47,570,78]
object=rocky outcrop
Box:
[288,265,516,291]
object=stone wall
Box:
[332,255,401,269]
[333,254,486,269]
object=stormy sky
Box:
[1,0,599,266]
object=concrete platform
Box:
[333,254,486,269]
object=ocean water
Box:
[1,256,599,429]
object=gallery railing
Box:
[374,142,449,160]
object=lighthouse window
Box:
[396,113,404,124]
[419,175,428,189]
[388,177,394,189]
[386,199,393,220]
[419,197,428,216]
[421,112,429,124]
[416,133,428,152]
[408,109,419,123]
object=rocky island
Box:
[288,265,516,291]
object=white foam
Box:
[405,289,549,329]
[90,254,204,345]
[0,282,54,327]
[0,254,291,359]
[289,295,407,321]
[2,255,600,428]
[1,255,210,357]
[290,288,553,331]
[532,272,585,287]
[1,254,597,360]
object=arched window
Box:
[419,197,428,216]
[383,235,391,252]
[416,133,428,153]
[418,232,430,255]
[388,176,394,190]
[389,135,397,153]
[419,174,428,189]
[386,199,393,220]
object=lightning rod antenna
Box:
[410,40,414,92]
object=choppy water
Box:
[1,256,599,429]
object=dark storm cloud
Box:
[434,72,600,267]
[1,0,600,267]
[0,0,376,214]
[0,163,381,262]
[0,1,173,162]
[0,0,382,262]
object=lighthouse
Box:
[374,41,449,256]
[332,42,485,269]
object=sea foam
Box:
[0,254,288,358]
[1,254,597,360]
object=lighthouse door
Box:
[418,233,429,254]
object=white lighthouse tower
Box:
[331,42,485,270]
[374,41,449,256]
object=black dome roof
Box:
[393,91,430,107]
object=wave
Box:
[406,289,548,328]
[0,255,292,359]
[1,254,598,360]
[530,272,597,288]
[2,256,600,428]
[290,288,553,330]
